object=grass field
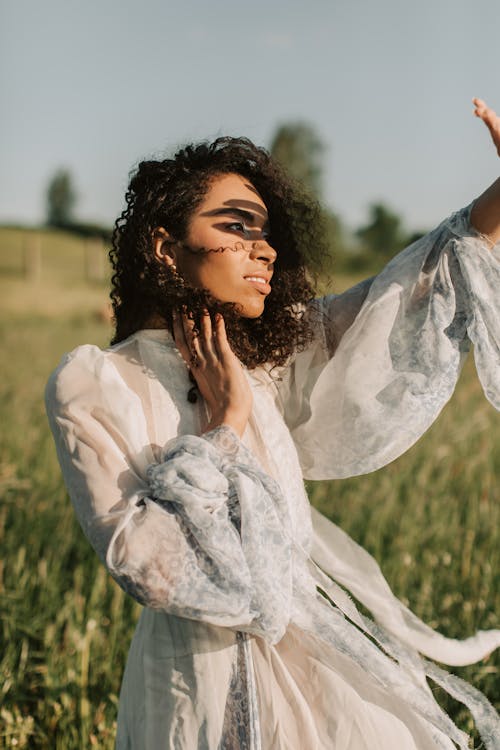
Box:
[0,228,498,748]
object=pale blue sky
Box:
[1,0,499,232]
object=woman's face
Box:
[155,173,277,318]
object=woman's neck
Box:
[142,313,168,330]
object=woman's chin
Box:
[217,295,266,319]
[237,303,266,319]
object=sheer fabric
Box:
[45,206,500,749]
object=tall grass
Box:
[0,229,498,748]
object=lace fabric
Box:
[143,428,293,644]
[279,205,500,479]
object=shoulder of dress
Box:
[49,340,116,377]
[443,203,474,238]
[46,329,165,382]
[45,340,127,410]
[45,348,94,410]
[45,330,183,411]
[47,342,102,378]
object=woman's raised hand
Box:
[172,309,253,438]
[470,99,500,244]
[473,98,500,157]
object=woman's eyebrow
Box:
[201,207,269,226]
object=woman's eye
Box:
[227,222,247,234]
[225,222,271,242]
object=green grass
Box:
[0,228,498,748]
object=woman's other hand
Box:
[173,309,253,437]
[473,97,500,157]
[470,98,500,245]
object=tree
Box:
[46,168,77,228]
[269,121,346,274]
[270,122,326,200]
[356,202,407,259]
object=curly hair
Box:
[109,137,330,368]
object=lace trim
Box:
[203,424,244,460]
[218,633,261,750]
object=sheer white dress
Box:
[45,205,500,749]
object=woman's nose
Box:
[250,240,277,265]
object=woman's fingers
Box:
[173,308,238,388]
[473,97,500,156]
[172,309,202,368]
[174,309,224,370]
[213,313,233,360]
[173,309,251,434]
[473,98,496,125]
[473,97,486,112]
[181,311,203,368]
[199,310,218,362]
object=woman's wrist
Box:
[203,410,247,438]
[470,177,500,247]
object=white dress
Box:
[45,205,500,749]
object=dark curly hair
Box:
[110,137,330,368]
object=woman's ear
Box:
[153,227,178,267]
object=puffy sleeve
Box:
[45,347,293,644]
[278,204,500,479]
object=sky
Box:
[1,0,500,233]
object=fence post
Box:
[84,237,106,282]
[23,233,42,280]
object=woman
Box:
[46,99,500,749]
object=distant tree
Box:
[356,202,407,259]
[270,122,326,200]
[46,168,77,228]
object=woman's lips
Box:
[244,276,272,294]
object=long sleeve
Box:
[277,204,500,479]
[45,345,292,644]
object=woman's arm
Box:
[470,98,500,244]
[280,207,500,479]
[277,99,500,479]
[45,344,292,643]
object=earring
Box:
[169,263,183,284]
